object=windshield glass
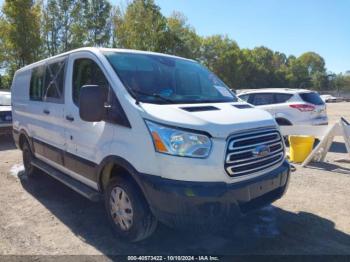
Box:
[103,52,237,104]
[0,93,11,106]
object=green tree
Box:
[298,52,326,75]
[238,47,287,89]
[57,0,77,52]
[199,35,241,89]
[84,0,112,46]
[110,6,121,48]
[0,0,42,68]
[0,0,333,92]
[286,57,310,88]
[68,1,89,49]
[42,0,60,56]
[114,0,168,52]
[311,71,328,90]
[166,11,201,59]
[284,52,327,89]
[298,52,327,89]
[43,0,112,53]
[334,73,350,92]
[42,0,80,55]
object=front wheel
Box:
[105,177,157,242]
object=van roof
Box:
[237,88,315,95]
[15,47,196,73]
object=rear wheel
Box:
[105,176,157,242]
[22,141,38,178]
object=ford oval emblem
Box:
[253,145,270,157]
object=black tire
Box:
[105,176,157,242]
[284,137,290,147]
[22,141,38,178]
[275,118,292,147]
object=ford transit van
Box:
[12,48,290,242]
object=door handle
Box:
[43,109,50,115]
[65,115,74,122]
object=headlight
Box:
[145,120,212,158]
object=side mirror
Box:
[79,85,108,122]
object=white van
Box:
[11,48,290,242]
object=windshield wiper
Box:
[130,89,176,104]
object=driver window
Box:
[72,58,109,105]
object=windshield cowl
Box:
[139,98,235,105]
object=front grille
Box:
[225,127,284,177]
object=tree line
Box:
[0,0,349,92]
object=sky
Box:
[152,0,349,74]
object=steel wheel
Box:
[109,186,134,231]
[105,177,157,241]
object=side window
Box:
[30,66,45,101]
[72,58,109,105]
[251,93,275,106]
[275,93,293,104]
[44,58,67,102]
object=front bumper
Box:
[137,160,290,229]
[0,124,12,135]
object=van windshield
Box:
[103,52,237,104]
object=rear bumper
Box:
[311,117,328,126]
[294,117,328,126]
[137,160,290,229]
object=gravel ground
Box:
[0,103,349,256]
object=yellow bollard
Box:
[289,136,315,163]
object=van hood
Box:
[139,102,277,138]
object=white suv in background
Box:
[237,89,328,126]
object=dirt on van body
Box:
[0,103,350,257]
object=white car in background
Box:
[0,90,12,135]
[237,89,328,126]
[320,94,343,103]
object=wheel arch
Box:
[275,117,293,126]
[18,129,34,151]
[97,156,149,199]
